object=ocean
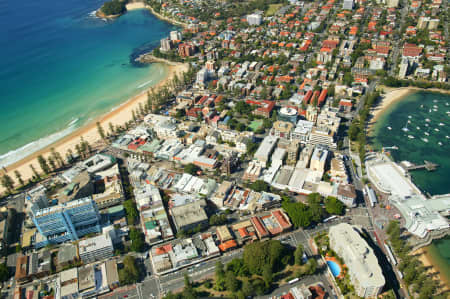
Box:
[0,0,176,167]
[371,90,450,285]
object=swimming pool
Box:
[327,260,341,277]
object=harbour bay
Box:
[371,90,450,288]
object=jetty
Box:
[400,160,439,172]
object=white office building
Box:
[343,0,354,9]
[78,234,114,264]
[247,13,262,26]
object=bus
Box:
[288,278,299,284]
[323,215,338,223]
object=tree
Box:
[14,170,24,186]
[242,279,254,297]
[243,240,289,275]
[0,264,9,282]
[96,122,106,140]
[119,255,140,285]
[225,271,240,292]
[282,200,313,228]
[325,196,344,215]
[108,122,115,135]
[50,147,64,168]
[30,164,40,179]
[100,0,126,15]
[37,155,50,174]
[184,163,200,175]
[129,228,145,252]
[209,214,227,226]
[123,200,138,225]
[234,101,253,114]
[249,180,270,192]
[294,244,304,265]
[215,262,226,291]
[262,264,273,288]
[0,174,14,193]
[226,258,249,277]
[47,156,57,171]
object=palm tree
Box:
[14,170,24,186]
[37,155,50,174]
[47,156,57,171]
[75,144,82,159]
[96,122,106,141]
[30,164,40,180]
[0,174,14,194]
[108,122,115,135]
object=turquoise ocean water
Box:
[0,0,176,167]
[371,90,450,284]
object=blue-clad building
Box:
[32,197,101,247]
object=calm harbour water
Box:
[372,90,450,284]
[0,0,176,166]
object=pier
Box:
[400,160,439,172]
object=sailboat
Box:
[422,138,429,143]
[387,126,392,130]
[408,135,415,139]
[402,119,409,132]
[438,142,443,146]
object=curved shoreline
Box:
[146,5,188,28]
[368,86,450,134]
[1,61,188,192]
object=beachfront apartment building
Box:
[329,223,385,298]
[32,197,101,248]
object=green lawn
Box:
[266,4,283,16]
[249,120,263,131]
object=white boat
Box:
[433,105,438,109]
[416,126,420,130]
[425,132,430,136]
[429,109,432,113]
[425,118,431,122]
[408,135,415,139]
[420,104,424,108]
[438,142,442,146]
[402,119,409,132]
[434,128,439,132]
[387,126,392,130]
[434,100,438,103]
[408,115,412,119]
[439,123,445,126]
[425,124,429,127]
[446,136,450,139]
[433,109,438,112]
[422,138,429,143]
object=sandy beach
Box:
[368,86,450,133]
[125,2,149,10]
[367,88,414,132]
[0,62,188,193]
[413,248,450,293]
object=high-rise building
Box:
[160,38,171,52]
[32,197,101,246]
[170,30,182,41]
[329,223,385,298]
[247,13,262,26]
[343,0,354,9]
[178,43,195,57]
